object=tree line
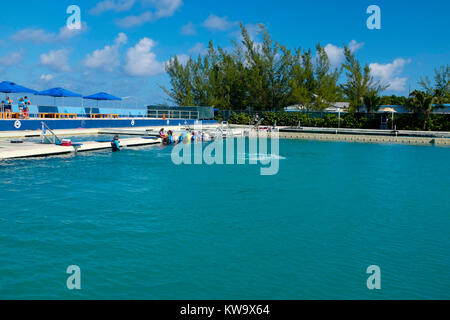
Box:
[163,24,449,117]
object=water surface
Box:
[0,139,449,299]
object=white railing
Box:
[1,107,201,120]
[40,122,62,145]
[147,110,200,120]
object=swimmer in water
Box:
[111,135,120,152]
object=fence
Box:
[221,110,450,131]
[0,106,200,120]
[147,109,200,120]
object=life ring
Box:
[131,120,135,126]
[14,120,22,129]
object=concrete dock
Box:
[0,137,161,160]
[227,125,450,146]
[277,131,450,146]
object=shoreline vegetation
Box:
[227,112,450,132]
[163,24,449,131]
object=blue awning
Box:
[83,92,122,101]
[0,81,38,94]
[38,87,82,98]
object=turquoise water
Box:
[0,139,449,299]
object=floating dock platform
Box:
[0,137,161,160]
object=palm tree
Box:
[363,90,382,114]
[406,90,444,130]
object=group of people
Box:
[159,128,208,145]
[0,96,31,119]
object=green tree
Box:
[380,95,407,106]
[406,90,444,130]
[287,48,313,107]
[240,23,291,110]
[311,44,342,110]
[419,65,450,103]
[363,90,382,114]
[341,47,386,112]
[162,56,195,106]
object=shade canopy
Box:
[38,87,82,98]
[83,92,122,101]
[0,81,38,94]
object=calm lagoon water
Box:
[0,138,449,299]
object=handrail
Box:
[41,122,62,145]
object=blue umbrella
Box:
[38,87,83,108]
[38,87,82,98]
[83,92,122,117]
[83,92,122,101]
[0,81,38,95]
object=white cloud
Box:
[40,74,54,81]
[369,58,411,92]
[40,49,71,72]
[0,50,24,66]
[11,23,88,44]
[348,40,364,53]
[176,54,190,65]
[12,28,54,44]
[203,14,237,31]
[181,22,196,35]
[324,40,364,68]
[385,77,409,92]
[116,11,153,28]
[323,44,344,67]
[143,0,183,18]
[116,0,182,27]
[57,22,89,41]
[124,38,165,76]
[89,0,136,15]
[84,33,128,72]
[189,42,206,55]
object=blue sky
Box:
[0,0,449,106]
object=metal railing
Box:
[147,110,200,120]
[40,122,62,145]
[1,108,200,120]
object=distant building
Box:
[284,104,308,112]
[325,102,350,112]
[285,102,350,112]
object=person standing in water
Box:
[111,135,120,152]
